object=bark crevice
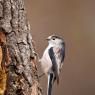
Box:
[0,0,42,95]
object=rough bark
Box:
[0,0,42,95]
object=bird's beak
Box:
[46,37,50,41]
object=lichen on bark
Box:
[0,0,42,95]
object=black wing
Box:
[48,47,59,84]
[60,44,65,63]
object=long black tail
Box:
[47,73,54,95]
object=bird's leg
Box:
[38,73,45,78]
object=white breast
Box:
[41,46,52,74]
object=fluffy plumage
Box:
[41,35,65,95]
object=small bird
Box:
[40,35,65,95]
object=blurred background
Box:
[25,0,95,95]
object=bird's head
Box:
[46,35,64,45]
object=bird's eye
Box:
[52,38,55,40]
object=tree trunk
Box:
[0,0,42,95]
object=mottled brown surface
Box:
[25,0,95,95]
[0,0,42,95]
